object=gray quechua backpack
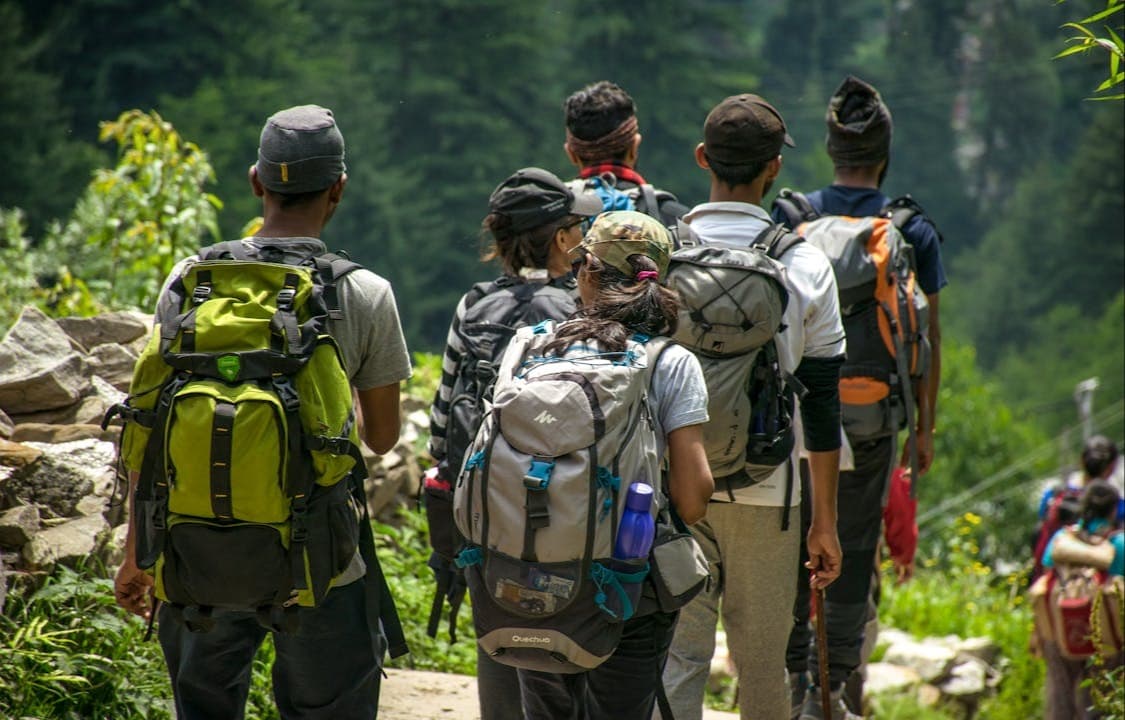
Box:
[453,321,665,672]
[666,222,802,505]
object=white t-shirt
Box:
[682,202,847,506]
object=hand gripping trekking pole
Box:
[814,583,832,719]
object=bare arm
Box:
[355,382,403,454]
[114,471,154,618]
[665,424,713,525]
[805,449,842,589]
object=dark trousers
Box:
[518,610,678,720]
[158,579,381,720]
[790,436,894,689]
[478,643,524,720]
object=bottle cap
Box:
[625,482,654,513]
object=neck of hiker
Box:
[832,162,885,189]
[257,201,330,239]
[709,175,769,207]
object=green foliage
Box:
[377,510,477,675]
[1057,0,1125,100]
[0,208,42,328]
[0,565,173,719]
[917,340,1054,559]
[46,109,222,312]
[880,514,1045,720]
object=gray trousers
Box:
[661,502,801,720]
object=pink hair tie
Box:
[636,270,659,281]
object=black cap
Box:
[488,167,603,233]
[255,105,346,193]
[703,94,795,167]
[825,76,893,166]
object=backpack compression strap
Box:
[312,252,363,321]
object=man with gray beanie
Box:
[772,75,946,719]
[113,104,412,719]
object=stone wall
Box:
[0,306,426,606]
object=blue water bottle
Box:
[613,483,656,560]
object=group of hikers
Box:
[103,73,1121,720]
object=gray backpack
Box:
[666,222,802,503]
[453,322,666,672]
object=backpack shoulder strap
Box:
[771,188,819,230]
[883,195,944,244]
[751,222,804,261]
[637,183,661,221]
[671,219,701,250]
[198,240,254,262]
[312,252,365,321]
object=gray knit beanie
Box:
[255,105,346,193]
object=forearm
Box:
[806,449,840,531]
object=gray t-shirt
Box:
[649,341,710,461]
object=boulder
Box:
[100,523,129,569]
[882,637,958,683]
[955,636,1003,667]
[10,376,124,427]
[87,343,138,392]
[6,439,114,517]
[55,310,149,351]
[22,513,109,569]
[0,408,12,439]
[0,504,40,549]
[0,306,89,414]
[864,662,922,696]
[10,423,118,445]
[0,438,43,470]
[938,657,991,699]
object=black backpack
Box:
[425,276,577,641]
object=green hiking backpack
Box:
[105,239,405,650]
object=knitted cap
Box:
[255,105,346,193]
[825,76,893,167]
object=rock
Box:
[55,310,149,351]
[75,494,109,517]
[11,376,124,427]
[0,438,43,470]
[406,409,430,432]
[0,306,89,414]
[369,457,420,521]
[0,551,5,613]
[939,658,990,699]
[0,505,40,549]
[10,423,119,445]
[917,683,943,707]
[0,408,12,439]
[100,523,129,569]
[87,344,138,392]
[6,439,113,517]
[882,637,958,683]
[864,662,922,696]
[22,513,109,569]
[956,636,1002,667]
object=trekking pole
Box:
[813,583,832,719]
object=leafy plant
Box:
[1056,0,1125,100]
[0,565,173,719]
[376,509,477,675]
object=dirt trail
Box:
[379,668,740,719]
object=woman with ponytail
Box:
[518,210,714,720]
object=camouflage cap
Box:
[571,210,673,276]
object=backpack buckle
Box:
[523,458,555,490]
[312,435,351,455]
[277,287,297,311]
[191,285,212,305]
